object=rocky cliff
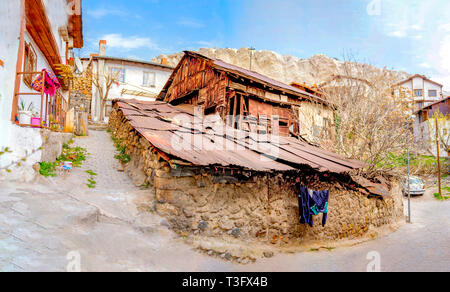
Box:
[152,48,410,86]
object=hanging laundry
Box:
[298,186,329,227]
[31,69,61,97]
[299,186,314,227]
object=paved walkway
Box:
[0,130,448,272]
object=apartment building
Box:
[394,74,444,110]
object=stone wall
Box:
[109,108,404,243]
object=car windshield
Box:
[408,179,422,185]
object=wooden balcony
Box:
[13,71,68,131]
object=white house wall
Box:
[398,77,443,107]
[0,0,73,180]
[89,59,172,122]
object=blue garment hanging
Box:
[298,186,329,227]
[299,186,314,227]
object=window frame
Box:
[109,67,125,83]
[414,89,423,97]
[142,71,156,88]
[428,89,437,98]
[23,42,37,88]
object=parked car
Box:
[401,176,425,196]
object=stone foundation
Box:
[109,108,404,243]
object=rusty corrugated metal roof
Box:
[114,99,366,174]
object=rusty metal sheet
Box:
[113,99,365,174]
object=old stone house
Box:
[106,52,403,243]
[157,51,335,147]
[0,0,83,180]
[108,96,403,244]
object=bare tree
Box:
[91,67,120,122]
[319,56,413,176]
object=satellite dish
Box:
[75,57,83,73]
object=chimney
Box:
[99,40,107,56]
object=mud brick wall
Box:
[109,108,404,242]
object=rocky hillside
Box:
[152,47,410,86]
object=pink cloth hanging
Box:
[31,69,61,97]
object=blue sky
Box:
[78,0,450,89]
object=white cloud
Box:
[387,30,407,38]
[87,8,126,19]
[196,41,216,47]
[176,18,204,29]
[440,23,450,32]
[410,24,423,31]
[98,34,159,51]
[419,62,431,69]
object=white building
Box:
[82,40,174,122]
[0,0,83,180]
[394,74,444,110]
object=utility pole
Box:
[435,116,442,198]
[407,127,411,223]
[249,47,255,71]
[406,110,415,223]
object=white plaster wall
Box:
[415,118,449,158]
[105,61,172,99]
[0,0,22,167]
[398,77,443,107]
[0,0,72,180]
[88,59,172,122]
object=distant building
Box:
[394,74,444,111]
[414,97,449,158]
[81,40,174,122]
[0,0,83,180]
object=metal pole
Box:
[436,116,442,198]
[407,134,411,223]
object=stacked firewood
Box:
[70,71,92,97]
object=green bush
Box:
[39,161,58,177]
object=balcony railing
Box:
[14,71,68,131]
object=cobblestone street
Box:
[0,131,448,272]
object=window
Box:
[23,42,37,88]
[143,72,156,87]
[428,90,437,97]
[109,67,125,83]
[414,89,423,97]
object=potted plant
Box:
[18,101,33,125]
[31,110,41,128]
